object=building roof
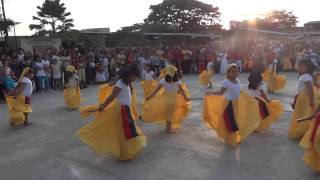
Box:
[142,32,220,38]
[81,28,111,34]
[232,27,289,35]
[304,21,320,25]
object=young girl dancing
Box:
[142,65,191,133]
[140,63,158,98]
[265,58,286,93]
[288,60,314,139]
[203,64,260,146]
[77,64,146,161]
[63,65,81,110]
[6,67,34,127]
[298,103,320,172]
[248,70,284,131]
[199,61,214,89]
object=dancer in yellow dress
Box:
[140,63,158,98]
[77,64,146,161]
[203,64,260,146]
[6,67,34,127]
[283,54,293,71]
[63,65,81,110]
[143,65,191,133]
[298,72,320,172]
[298,105,320,172]
[199,61,214,88]
[266,59,286,93]
[248,70,284,131]
[289,60,314,139]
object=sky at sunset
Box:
[3,0,320,35]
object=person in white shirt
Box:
[220,53,228,74]
[248,70,284,131]
[205,64,260,146]
[143,64,155,81]
[13,67,34,127]
[78,64,146,161]
[289,60,315,139]
[34,56,46,92]
[63,66,81,109]
[146,65,189,133]
[42,55,51,91]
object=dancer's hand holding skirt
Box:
[140,80,162,98]
[299,115,320,172]
[64,86,81,110]
[98,84,139,120]
[255,97,284,131]
[6,95,32,125]
[77,103,146,161]
[203,92,260,146]
[142,83,191,129]
[289,89,313,139]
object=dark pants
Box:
[181,60,191,75]
[0,82,5,100]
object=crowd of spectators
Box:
[1,40,320,102]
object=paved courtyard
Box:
[0,72,320,180]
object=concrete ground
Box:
[0,72,320,180]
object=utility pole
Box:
[1,0,8,48]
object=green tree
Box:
[265,10,298,31]
[145,0,221,33]
[29,0,74,37]
[0,17,14,36]
[243,10,298,32]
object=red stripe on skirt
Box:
[310,115,320,143]
[121,106,133,139]
[223,109,234,132]
[291,95,298,110]
[25,97,31,105]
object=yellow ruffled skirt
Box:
[199,70,214,86]
[266,70,286,92]
[254,97,284,131]
[6,95,32,125]
[142,92,191,129]
[63,86,81,109]
[140,80,160,97]
[77,103,146,161]
[288,90,313,139]
[203,92,260,146]
[299,117,320,172]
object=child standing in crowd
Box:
[34,56,46,92]
[51,59,62,90]
[199,60,214,89]
[6,67,34,127]
[42,54,51,91]
[63,66,81,110]
[140,63,157,98]
[95,61,107,83]
[203,64,260,146]
[248,70,284,131]
[298,72,320,172]
[78,55,87,89]
[77,64,146,161]
[289,60,314,139]
[143,65,191,133]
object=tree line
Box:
[0,0,299,40]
